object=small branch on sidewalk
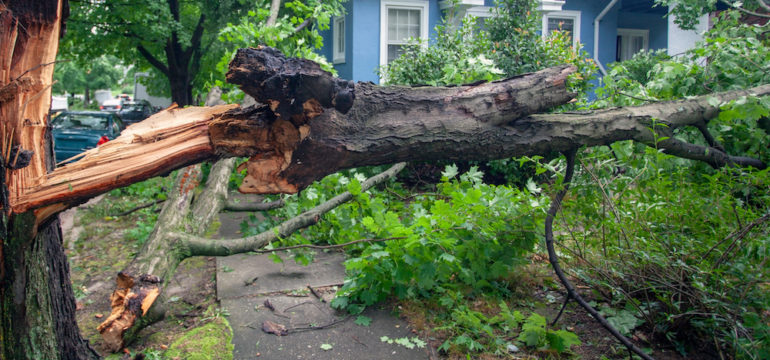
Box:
[181,163,407,256]
[307,285,324,302]
[224,198,284,212]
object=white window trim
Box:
[333,16,346,64]
[465,5,492,19]
[542,10,581,47]
[379,0,430,68]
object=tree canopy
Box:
[62,0,252,105]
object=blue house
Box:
[319,0,709,83]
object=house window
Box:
[380,1,429,66]
[616,28,649,62]
[333,16,345,64]
[542,10,581,47]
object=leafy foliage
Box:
[52,56,124,103]
[215,0,345,102]
[378,16,500,86]
[62,0,252,104]
[565,17,770,352]
[380,0,596,95]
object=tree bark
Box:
[11,47,768,222]
[0,1,98,359]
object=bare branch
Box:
[293,17,312,33]
[180,162,406,256]
[224,198,284,212]
[266,0,281,27]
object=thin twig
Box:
[307,285,325,302]
[701,212,770,265]
[288,316,352,333]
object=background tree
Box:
[62,0,254,106]
[52,55,123,106]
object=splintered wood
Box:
[97,272,161,352]
[11,104,236,214]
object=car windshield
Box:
[52,114,109,130]
[122,105,142,111]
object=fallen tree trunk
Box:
[11,47,767,223]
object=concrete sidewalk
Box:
[215,211,431,360]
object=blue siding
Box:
[335,0,355,80]
[323,0,441,83]
[351,0,380,82]
[320,0,673,84]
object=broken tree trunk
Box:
[0,0,100,359]
[12,47,767,223]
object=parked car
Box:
[100,98,123,112]
[118,100,154,125]
[51,111,124,164]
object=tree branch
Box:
[293,17,312,33]
[694,122,725,152]
[136,45,169,76]
[266,0,281,27]
[11,48,770,218]
[183,13,206,64]
[720,0,770,18]
[180,162,406,257]
[224,198,284,212]
[544,150,654,360]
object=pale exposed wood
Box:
[0,1,100,358]
[12,104,237,213]
[97,273,161,352]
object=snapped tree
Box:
[1,1,768,359]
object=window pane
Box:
[388,44,407,62]
[337,19,345,53]
[388,8,421,42]
[547,17,574,44]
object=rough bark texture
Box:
[0,1,98,359]
[11,47,768,222]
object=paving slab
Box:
[223,294,430,360]
[217,251,347,300]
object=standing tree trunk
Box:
[135,0,205,107]
[0,1,98,359]
[84,81,90,108]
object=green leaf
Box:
[605,309,642,336]
[268,253,284,264]
[546,329,581,353]
[354,315,372,326]
[347,178,362,196]
[320,343,333,351]
[441,164,459,180]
